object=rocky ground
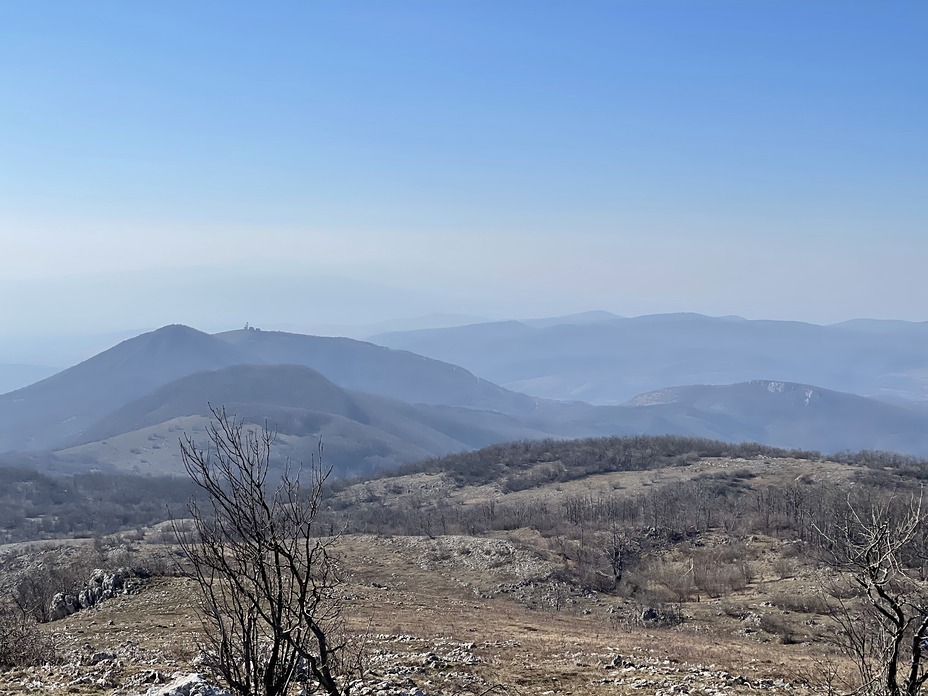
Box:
[0,532,836,696]
[0,637,809,695]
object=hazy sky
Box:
[1,1,926,346]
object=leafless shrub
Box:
[758,613,799,644]
[690,546,755,597]
[646,559,696,602]
[176,406,360,696]
[815,492,928,696]
[771,593,830,615]
[823,575,863,601]
[771,556,795,579]
[721,603,749,620]
[13,545,104,623]
[129,548,184,579]
[0,600,57,668]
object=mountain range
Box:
[0,324,547,453]
[372,312,928,404]
[2,316,928,476]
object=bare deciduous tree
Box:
[176,406,357,696]
[817,492,928,696]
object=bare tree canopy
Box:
[817,492,928,696]
[176,406,356,696]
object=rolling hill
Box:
[44,374,928,477]
[54,364,561,477]
[214,328,539,415]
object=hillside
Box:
[54,364,561,477]
[5,435,927,694]
[0,325,252,452]
[55,372,928,475]
[621,380,928,454]
[6,321,928,465]
[372,312,928,404]
[214,327,540,414]
[0,364,58,395]
[0,325,542,453]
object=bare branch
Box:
[175,407,357,696]
[817,490,928,696]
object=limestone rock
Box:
[142,672,231,696]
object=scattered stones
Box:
[387,535,557,579]
[88,650,118,665]
[587,653,801,694]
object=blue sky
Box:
[1,1,926,341]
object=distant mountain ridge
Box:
[5,321,928,477]
[0,363,58,395]
[0,324,542,453]
[214,328,538,415]
[372,312,928,404]
[0,325,252,451]
[621,380,928,454]
[47,374,928,476]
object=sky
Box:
[1,1,926,356]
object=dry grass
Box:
[0,453,879,694]
[0,534,841,694]
[341,456,859,511]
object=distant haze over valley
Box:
[372,312,928,404]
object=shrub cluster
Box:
[0,601,57,669]
[0,467,199,543]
